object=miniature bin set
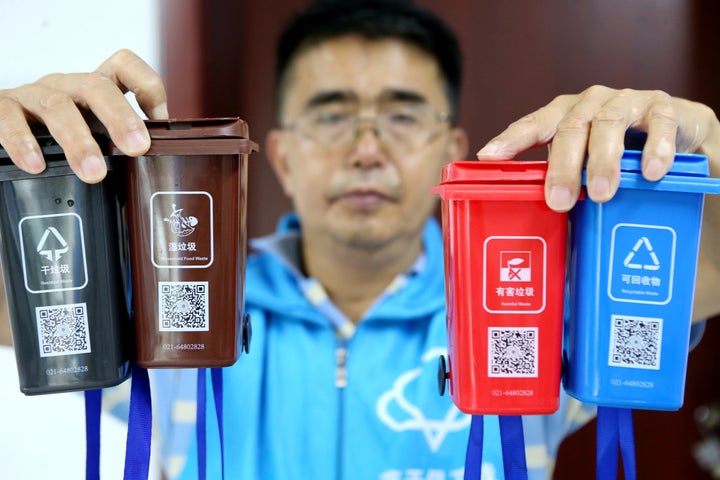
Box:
[1,118,719,477]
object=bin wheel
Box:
[437,355,448,396]
[241,313,252,354]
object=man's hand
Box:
[477,85,720,212]
[0,49,169,183]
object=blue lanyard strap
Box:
[211,368,226,478]
[124,364,153,480]
[464,415,484,479]
[596,407,637,480]
[499,415,528,480]
[197,367,226,480]
[88,365,152,479]
[84,389,102,480]
[97,364,226,480]
[197,368,207,480]
[465,415,528,480]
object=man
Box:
[1,1,719,479]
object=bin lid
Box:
[0,118,259,162]
[618,150,709,177]
[436,160,548,185]
[109,117,259,156]
[583,150,720,195]
[144,117,250,140]
[431,160,548,201]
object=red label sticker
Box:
[483,236,546,313]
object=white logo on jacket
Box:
[376,348,471,452]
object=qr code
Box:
[608,315,662,370]
[159,281,209,331]
[488,327,538,377]
[36,303,91,357]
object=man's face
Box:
[267,35,467,252]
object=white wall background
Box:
[0,2,164,477]
[0,0,162,115]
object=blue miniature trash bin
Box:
[564,150,720,410]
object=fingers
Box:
[9,76,135,183]
[672,97,718,155]
[35,72,152,157]
[546,86,617,211]
[626,91,677,181]
[96,49,168,120]
[477,86,690,212]
[477,95,574,160]
[0,49,167,183]
[0,83,108,182]
[0,93,45,174]
[475,95,590,211]
[582,89,677,199]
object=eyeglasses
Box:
[282,103,451,149]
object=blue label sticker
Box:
[607,223,675,305]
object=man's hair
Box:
[275,0,463,123]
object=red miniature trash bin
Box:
[432,160,567,414]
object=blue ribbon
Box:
[84,389,102,480]
[211,368,225,479]
[197,368,207,480]
[123,364,152,480]
[464,415,484,479]
[499,415,528,480]
[596,407,636,480]
[465,415,528,480]
[197,367,226,479]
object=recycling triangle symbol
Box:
[623,236,660,271]
[37,227,69,262]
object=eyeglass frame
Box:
[280,101,453,150]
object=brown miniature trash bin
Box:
[112,118,258,368]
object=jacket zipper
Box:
[335,346,348,388]
[335,344,348,480]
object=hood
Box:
[244,213,447,325]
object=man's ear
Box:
[448,127,470,162]
[265,129,294,197]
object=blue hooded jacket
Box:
[155,214,597,480]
